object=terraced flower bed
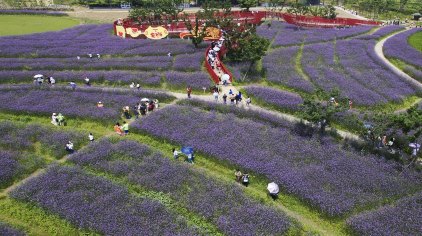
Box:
[133,104,422,217]
[69,139,293,235]
[347,191,422,235]
[0,121,85,189]
[0,86,175,122]
[11,165,200,235]
[244,85,303,112]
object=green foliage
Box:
[287,4,337,19]
[226,33,270,62]
[238,0,258,11]
[408,31,422,52]
[128,0,183,24]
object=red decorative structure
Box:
[281,13,380,28]
[204,45,233,84]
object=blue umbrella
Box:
[181,146,194,155]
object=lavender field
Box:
[133,105,422,216]
[1,15,421,236]
[69,139,292,235]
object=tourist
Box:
[57,113,65,126]
[187,86,192,98]
[148,101,155,113]
[172,148,180,159]
[187,152,194,164]
[246,96,251,106]
[37,76,44,85]
[136,83,140,90]
[123,106,131,119]
[77,56,80,60]
[88,133,94,142]
[84,77,91,86]
[70,81,77,90]
[235,169,242,183]
[140,102,147,116]
[51,113,58,126]
[97,101,104,108]
[213,90,219,102]
[97,53,101,59]
[154,99,159,109]
[50,77,55,86]
[230,94,236,105]
[242,173,250,187]
[65,141,74,154]
[348,99,353,109]
[130,82,135,88]
[223,93,227,104]
[134,103,140,119]
[229,89,233,95]
[88,53,93,59]
[121,121,129,135]
[382,134,387,147]
[114,122,123,136]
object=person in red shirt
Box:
[187,86,192,98]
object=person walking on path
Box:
[172,148,180,159]
[88,133,94,142]
[235,169,242,183]
[136,83,141,90]
[70,81,77,90]
[213,91,219,102]
[187,86,192,98]
[121,121,129,135]
[223,93,227,104]
[57,113,65,126]
[51,113,58,126]
[348,99,353,110]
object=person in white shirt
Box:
[89,133,94,142]
[172,148,179,159]
[66,141,74,153]
[51,113,58,126]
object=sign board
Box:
[126,27,142,37]
[144,26,169,40]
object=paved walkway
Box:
[374,29,422,92]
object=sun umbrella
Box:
[140,98,149,102]
[181,146,194,155]
[221,74,230,82]
[33,74,44,78]
[267,182,279,194]
[412,13,421,16]
[213,46,220,52]
[409,143,421,149]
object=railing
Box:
[204,44,233,85]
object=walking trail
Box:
[374,29,422,92]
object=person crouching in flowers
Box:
[65,141,74,154]
[114,122,123,136]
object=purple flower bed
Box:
[0,56,172,71]
[301,41,416,105]
[0,24,202,57]
[256,20,285,40]
[133,105,422,216]
[337,40,416,102]
[11,165,199,235]
[0,86,175,122]
[0,70,163,86]
[355,25,405,40]
[0,121,85,158]
[69,139,292,235]
[165,71,212,89]
[384,28,422,68]
[263,46,315,92]
[0,151,19,188]
[0,9,68,16]
[270,22,373,47]
[245,86,303,111]
[347,191,422,235]
[0,222,24,236]
[173,52,203,71]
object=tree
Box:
[238,0,258,11]
[182,14,209,48]
[225,33,270,62]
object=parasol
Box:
[181,146,194,155]
[221,74,230,82]
[34,74,44,78]
[267,182,279,194]
[140,98,150,102]
[409,143,421,149]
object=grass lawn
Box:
[0,15,80,36]
[409,31,422,52]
